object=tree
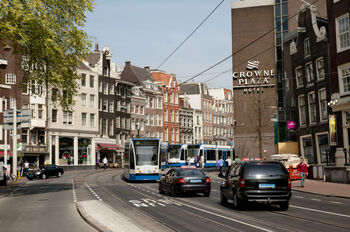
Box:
[0,0,94,109]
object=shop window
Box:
[302,136,314,164]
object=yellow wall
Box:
[278,142,299,155]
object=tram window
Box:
[207,150,215,161]
[130,144,135,169]
[180,149,185,160]
[199,149,203,158]
[218,150,223,158]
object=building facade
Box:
[130,86,146,138]
[179,95,193,144]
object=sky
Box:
[84,0,237,88]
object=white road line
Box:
[291,205,350,218]
[329,201,342,205]
[294,196,304,199]
[310,198,321,201]
[170,200,273,232]
[212,189,218,192]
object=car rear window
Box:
[178,169,205,177]
[243,163,288,177]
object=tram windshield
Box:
[135,143,159,166]
[168,145,181,159]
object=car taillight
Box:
[205,177,211,183]
[177,178,185,184]
[288,178,291,188]
[239,178,245,188]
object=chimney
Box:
[144,66,150,71]
[125,61,131,66]
[95,43,99,52]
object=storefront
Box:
[96,143,123,167]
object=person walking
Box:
[218,156,225,177]
[103,157,108,170]
[297,158,308,187]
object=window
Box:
[304,38,310,57]
[171,110,174,122]
[109,84,114,95]
[31,130,37,144]
[90,95,95,107]
[109,120,114,136]
[164,109,168,122]
[317,134,329,164]
[99,82,102,92]
[318,89,327,121]
[340,63,350,94]
[102,119,107,135]
[336,13,350,52]
[157,97,162,109]
[316,58,325,80]
[103,83,108,94]
[21,129,27,143]
[10,98,16,109]
[52,109,57,122]
[63,111,73,124]
[150,115,154,126]
[145,114,149,125]
[90,75,94,88]
[298,95,306,125]
[175,93,178,104]
[302,136,314,164]
[109,100,114,113]
[103,99,108,112]
[170,93,174,104]
[81,73,86,86]
[163,92,167,103]
[5,74,16,84]
[81,93,87,106]
[308,92,317,123]
[175,111,179,123]
[305,62,314,83]
[82,113,87,126]
[90,113,95,126]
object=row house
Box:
[130,86,146,138]
[193,109,203,144]
[209,88,234,146]
[151,70,180,144]
[48,61,99,166]
[0,43,22,166]
[284,4,330,165]
[121,62,163,140]
[327,0,350,166]
[180,82,213,144]
[179,95,193,144]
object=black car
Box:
[220,161,291,210]
[27,165,64,180]
[159,167,211,197]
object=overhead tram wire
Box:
[179,0,321,86]
[156,0,225,69]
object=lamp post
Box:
[231,121,245,161]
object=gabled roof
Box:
[77,60,92,71]
[180,83,200,95]
[86,52,101,67]
[120,62,155,88]
[151,71,172,86]
[130,65,154,84]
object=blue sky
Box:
[84,0,237,88]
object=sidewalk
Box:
[292,179,350,199]
[0,178,28,199]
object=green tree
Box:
[0,0,94,109]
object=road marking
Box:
[85,182,103,201]
[291,205,350,218]
[294,196,304,199]
[212,189,218,192]
[72,180,77,203]
[329,201,342,205]
[310,198,321,201]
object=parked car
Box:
[220,161,291,210]
[159,166,211,197]
[27,165,64,180]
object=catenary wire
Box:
[157,0,225,69]
[179,0,322,85]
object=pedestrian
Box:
[218,156,225,177]
[24,160,29,176]
[297,158,308,187]
[103,157,108,170]
[96,157,100,170]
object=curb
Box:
[76,201,112,232]
[292,189,350,200]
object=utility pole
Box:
[12,101,17,177]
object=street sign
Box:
[3,108,31,129]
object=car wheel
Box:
[57,172,62,178]
[220,191,228,205]
[171,185,176,197]
[203,191,210,197]
[279,202,289,211]
[41,173,47,179]
[233,192,244,209]
[159,183,164,194]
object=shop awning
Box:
[97,143,120,151]
[0,150,13,157]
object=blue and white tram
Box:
[187,144,234,167]
[167,144,187,167]
[124,138,161,181]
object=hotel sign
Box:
[233,61,275,94]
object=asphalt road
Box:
[82,169,350,232]
[1,169,350,232]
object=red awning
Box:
[97,143,120,151]
[0,150,13,157]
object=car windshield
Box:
[244,163,288,177]
[178,169,205,177]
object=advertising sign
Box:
[329,115,337,146]
[287,121,297,129]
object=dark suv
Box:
[220,161,291,210]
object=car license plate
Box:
[259,183,275,189]
[190,179,202,183]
